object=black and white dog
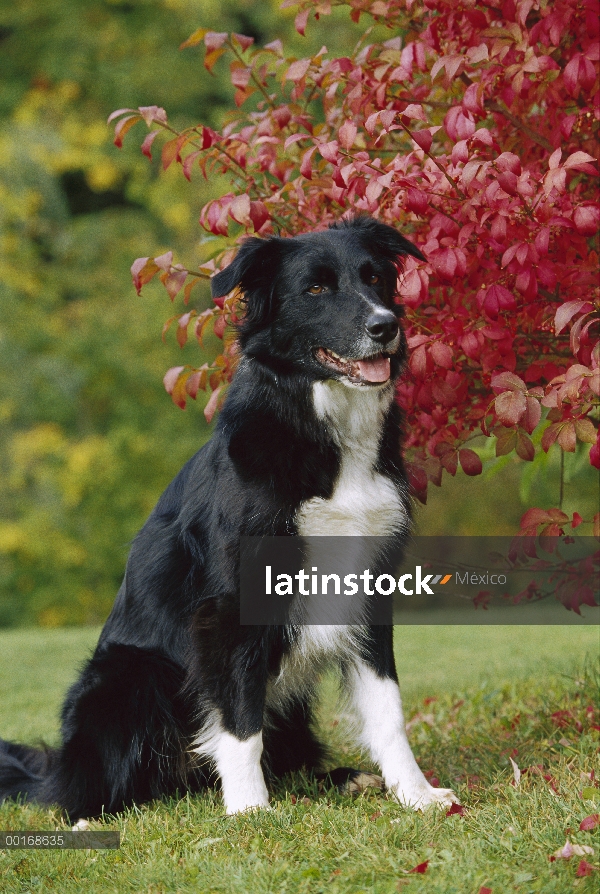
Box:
[0,216,456,817]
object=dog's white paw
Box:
[390,782,457,811]
[224,797,271,816]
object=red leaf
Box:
[459,448,482,476]
[411,129,433,152]
[113,114,140,148]
[204,385,223,423]
[213,316,227,339]
[516,432,535,462]
[478,284,516,319]
[107,107,135,125]
[406,188,428,215]
[557,422,576,452]
[520,508,567,531]
[229,194,252,226]
[495,390,527,426]
[154,251,173,271]
[161,138,180,171]
[555,300,589,335]
[300,146,317,179]
[580,814,600,832]
[202,126,221,149]
[478,888,492,894]
[430,341,453,368]
[141,130,160,160]
[318,140,339,163]
[573,205,600,236]
[295,8,310,36]
[432,248,457,281]
[249,200,270,232]
[564,150,596,169]
[165,268,187,301]
[446,802,467,817]
[522,396,541,434]
[163,366,185,395]
[491,372,527,394]
[204,31,228,51]
[232,33,254,51]
[131,257,159,295]
[285,58,311,82]
[409,861,429,874]
[170,373,188,410]
[338,120,357,150]
[576,860,596,877]
[498,170,518,195]
[495,428,518,456]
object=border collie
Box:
[0,216,456,817]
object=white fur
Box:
[266,625,363,715]
[291,379,409,658]
[192,714,269,814]
[297,379,409,538]
[347,661,456,809]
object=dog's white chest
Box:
[295,381,408,538]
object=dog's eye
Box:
[308,284,327,294]
[369,274,380,285]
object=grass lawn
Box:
[0,625,598,893]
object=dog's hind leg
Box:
[41,643,200,818]
[262,696,327,781]
[346,627,457,810]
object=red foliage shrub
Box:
[111,0,599,539]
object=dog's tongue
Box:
[357,355,390,382]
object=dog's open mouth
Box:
[315,347,391,384]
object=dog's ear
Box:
[211,236,290,336]
[211,237,286,299]
[343,216,426,263]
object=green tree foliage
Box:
[0,0,381,626]
[0,0,279,626]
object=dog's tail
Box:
[0,738,55,805]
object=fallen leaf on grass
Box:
[445,802,467,817]
[478,888,492,894]
[580,814,600,832]
[576,859,598,877]
[409,860,429,874]
[550,839,595,861]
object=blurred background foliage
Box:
[0,0,596,627]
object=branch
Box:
[486,101,553,153]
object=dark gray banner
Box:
[239,536,599,625]
[0,831,120,849]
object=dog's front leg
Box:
[192,641,270,815]
[347,629,457,810]
[203,723,269,815]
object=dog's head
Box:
[211,216,424,388]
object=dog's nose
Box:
[365,311,398,343]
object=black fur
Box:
[0,216,423,817]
